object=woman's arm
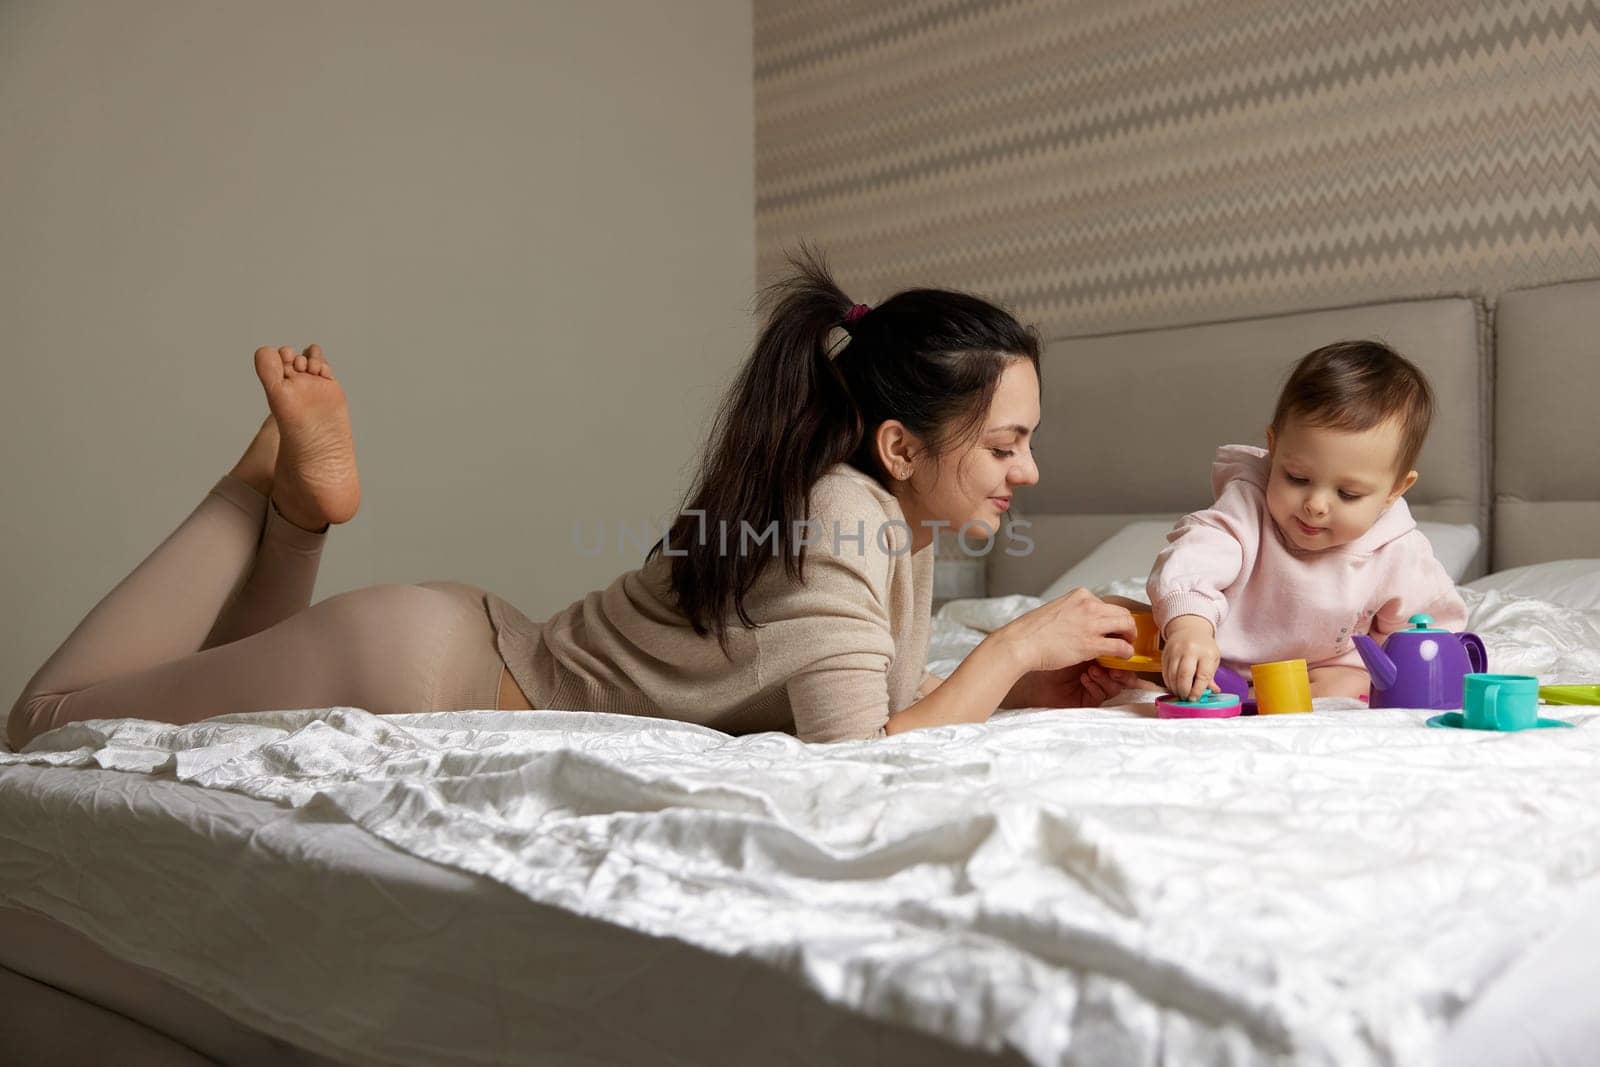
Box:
[886,589,1136,734]
[887,637,1029,734]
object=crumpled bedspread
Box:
[4,586,1600,1066]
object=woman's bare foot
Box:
[228,415,280,498]
[253,344,360,531]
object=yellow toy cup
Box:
[1251,658,1312,715]
[1096,609,1163,672]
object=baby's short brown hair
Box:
[1270,340,1434,477]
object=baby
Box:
[1148,340,1468,701]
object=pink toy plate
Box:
[1155,691,1242,719]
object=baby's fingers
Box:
[1183,651,1217,700]
[1160,648,1183,696]
[1194,650,1223,699]
[1174,655,1201,700]
[1169,654,1197,701]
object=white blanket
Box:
[4,587,1600,1066]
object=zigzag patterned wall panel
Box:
[755,0,1600,338]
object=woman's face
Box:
[895,358,1041,549]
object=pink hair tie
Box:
[844,303,871,323]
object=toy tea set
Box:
[1098,611,1577,730]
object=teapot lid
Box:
[1403,612,1446,633]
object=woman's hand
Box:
[1006,662,1141,708]
[1161,614,1220,700]
[887,591,1134,736]
[994,588,1137,674]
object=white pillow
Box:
[1415,522,1481,583]
[1039,520,1174,601]
[1465,559,1600,612]
[1040,519,1481,601]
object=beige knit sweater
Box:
[486,464,934,742]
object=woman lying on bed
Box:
[8,253,1138,748]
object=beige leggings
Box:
[8,476,507,749]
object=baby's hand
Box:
[1161,615,1221,700]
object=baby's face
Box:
[1265,416,1416,551]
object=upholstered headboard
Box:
[1493,277,1600,570]
[989,297,1492,596]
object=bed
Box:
[4,277,1600,1066]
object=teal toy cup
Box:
[1462,673,1540,731]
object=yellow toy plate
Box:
[1096,653,1163,672]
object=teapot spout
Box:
[1352,634,1397,691]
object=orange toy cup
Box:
[1096,609,1163,672]
[1251,658,1312,714]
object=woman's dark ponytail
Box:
[651,248,862,645]
[652,247,1039,647]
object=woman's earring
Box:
[898,467,912,480]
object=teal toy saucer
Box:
[1425,712,1574,731]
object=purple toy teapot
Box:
[1351,613,1488,710]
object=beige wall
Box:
[0,1,755,701]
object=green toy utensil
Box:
[1539,684,1600,706]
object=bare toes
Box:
[254,345,287,389]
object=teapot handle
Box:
[1460,632,1488,673]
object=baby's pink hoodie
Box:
[1147,445,1467,672]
